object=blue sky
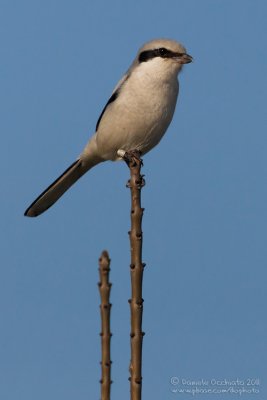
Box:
[1,0,267,399]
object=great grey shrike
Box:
[24,39,192,217]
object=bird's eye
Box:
[159,47,168,56]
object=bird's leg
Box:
[117,149,143,167]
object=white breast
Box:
[95,61,179,160]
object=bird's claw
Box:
[121,149,143,167]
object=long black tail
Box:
[24,159,86,217]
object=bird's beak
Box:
[179,53,193,64]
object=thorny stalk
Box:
[124,151,146,400]
[98,250,112,400]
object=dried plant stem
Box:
[98,250,112,400]
[125,153,146,400]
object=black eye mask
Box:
[138,47,184,63]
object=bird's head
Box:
[135,39,192,77]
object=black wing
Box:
[95,72,130,131]
[95,91,119,131]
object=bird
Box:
[24,39,192,217]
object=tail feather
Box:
[25,159,86,217]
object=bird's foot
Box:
[117,149,143,167]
